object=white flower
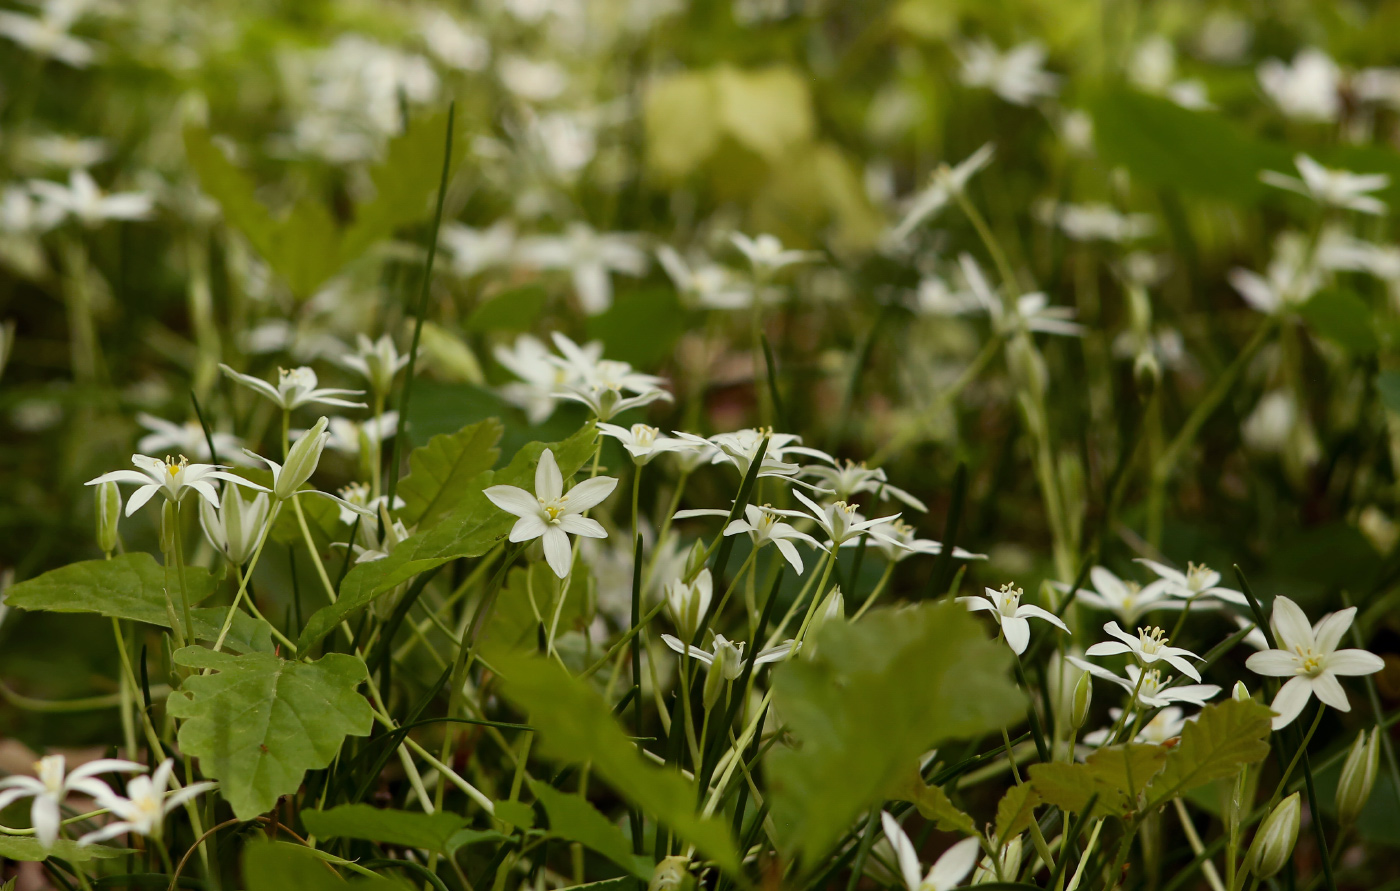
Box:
[136,413,250,465]
[868,519,985,565]
[559,383,671,422]
[516,223,647,314]
[0,755,144,849]
[334,483,404,526]
[323,413,398,457]
[0,184,64,234]
[18,134,109,171]
[494,334,575,423]
[1258,49,1340,122]
[1129,36,1212,110]
[1049,203,1156,243]
[677,428,832,484]
[531,111,597,177]
[1070,659,1221,710]
[484,448,618,577]
[548,332,664,394]
[958,584,1070,655]
[0,0,98,67]
[1228,233,1322,314]
[880,812,980,891]
[1061,566,1184,626]
[418,8,489,71]
[219,364,366,412]
[441,221,516,278]
[673,503,822,574]
[660,633,795,676]
[1136,559,1247,606]
[730,233,821,275]
[1241,391,1297,454]
[80,760,216,845]
[30,171,152,227]
[1085,622,1205,681]
[958,39,1059,106]
[340,334,408,395]
[958,254,1084,337]
[1261,155,1389,215]
[799,458,926,511]
[86,454,267,515]
[1083,706,1189,746]
[1246,596,1384,730]
[599,422,686,464]
[656,246,753,310]
[200,488,272,566]
[666,569,713,636]
[780,490,902,549]
[499,55,569,102]
[888,144,995,244]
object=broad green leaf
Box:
[189,607,276,655]
[397,419,502,528]
[0,837,130,862]
[4,553,223,631]
[713,66,814,162]
[1147,699,1272,806]
[494,799,536,830]
[301,804,504,855]
[481,562,587,653]
[890,773,976,835]
[995,783,1041,842]
[168,648,374,820]
[529,779,652,879]
[467,284,550,333]
[491,652,740,873]
[242,840,404,890]
[183,128,277,260]
[298,423,598,651]
[766,601,1023,864]
[275,199,342,300]
[1300,290,1379,355]
[418,321,485,385]
[1029,744,1168,818]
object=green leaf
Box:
[189,607,276,654]
[1029,744,1168,818]
[493,800,536,830]
[481,562,587,653]
[584,288,687,370]
[890,772,976,835]
[1147,699,1273,806]
[167,648,374,820]
[995,783,1041,843]
[1300,290,1379,355]
[713,66,815,162]
[1378,370,1400,414]
[300,804,503,856]
[644,71,720,179]
[491,652,739,873]
[4,552,219,629]
[529,779,652,879]
[467,285,550,333]
[242,840,404,890]
[298,423,598,652]
[397,419,503,528]
[766,601,1023,864]
[0,837,131,863]
[183,128,277,261]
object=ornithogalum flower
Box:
[958,584,1070,655]
[673,503,822,573]
[0,755,144,849]
[219,364,366,411]
[1136,559,1247,606]
[1085,622,1205,681]
[1071,659,1221,710]
[730,232,821,275]
[666,569,712,639]
[889,144,995,244]
[1261,154,1389,215]
[880,812,980,891]
[340,333,408,395]
[598,423,686,464]
[1245,596,1383,729]
[484,448,618,578]
[199,488,272,566]
[1061,566,1184,626]
[80,760,216,844]
[86,454,266,516]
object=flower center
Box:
[164,455,188,478]
[540,497,568,522]
[1138,626,1169,655]
[631,423,658,447]
[1294,645,1325,676]
[998,583,1022,615]
[1185,561,1212,591]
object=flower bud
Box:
[1133,350,1161,395]
[95,480,122,554]
[276,417,329,500]
[1335,729,1381,826]
[1233,681,1250,702]
[805,586,845,645]
[666,569,712,639]
[1246,793,1301,880]
[1070,670,1093,731]
[200,489,271,566]
[702,636,744,711]
[649,855,694,891]
[683,539,708,579]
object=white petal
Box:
[541,526,572,578]
[1162,654,1203,681]
[1085,641,1132,657]
[1270,597,1314,651]
[1015,603,1069,632]
[1313,608,1356,654]
[1002,616,1030,655]
[928,836,981,890]
[1269,676,1313,730]
[508,514,549,542]
[486,485,540,519]
[564,476,618,513]
[32,796,60,849]
[1311,673,1351,712]
[957,596,996,613]
[774,539,804,574]
[535,449,563,502]
[1326,649,1385,676]
[1246,650,1299,677]
[125,484,160,516]
[556,515,607,538]
[880,812,922,891]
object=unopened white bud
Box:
[95,480,122,554]
[1336,729,1381,826]
[276,417,329,500]
[666,569,712,639]
[1233,681,1250,702]
[1071,670,1093,731]
[1246,793,1301,879]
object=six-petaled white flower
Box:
[340,333,408,395]
[881,812,981,891]
[1085,622,1205,681]
[219,364,366,412]
[959,584,1070,655]
[1261,155,1389,215]
[1060,566,1184,626]
[599,422,686,464]
[1246,596,1384,729]
[30,170,151,227]
[730,232,821,276]
[1071,659,1221,710]
[0,755,144,849]
[959,254,1084,337]
[80,759,216,845]
[674,503,822,574]
[1137,559,1247,606]
[484,448,618,577]
[889,144,996,244]
[86,454,267,515]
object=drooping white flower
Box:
[730,233,821,276]
[880,812,980,891]
[1083,706,1190,747]
[323,413,398,457]
[199,488,272,566]
[86,454,267,516]
[799,458,926,511]
[958,584,1070,655]
[80,760,215,845]
[1070,659,1221,710]
[136,413,250,465]
[599,422,686,464]
[1258,49,1340,122]
[868,519,985,564]
[1060,566,1184,626]
[484,448,618,577]
[958,39,1059,106]
[0,755,144,849]
[656,245,753,310]
[339,334,408,395]
[219,364,366,412]
[1136,559,1247,606]
[29,171,152,227]
[516,223,647,314]
[888,144,995,244]
[1261,155,1389,215]
[1085,622,1205,681]
[1228,235,1322,315]
[673,503,822,573]
[959,254,1084,337]
[1245,596,1384,729]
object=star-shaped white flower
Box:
[135,413,251,466]
[1136,559,1247,606]
[515,223,647,315]
[958,39,1059,106]
[80,759,216,845]
[779,490,902,549]
[958,584,1069,655]
[1070,658,1221,710]
[1261,154,1389,215]
[880,812,980,891]
[484,448,618,578]
[0,755,144,849]
[800,458,926,511]
[660,633,795,677]
[219,364,366,411]
[494,334,578,424]
[1083,706,1190,747]
[673,503,822,573]
[656,245,753,310]
[889,144,996,244]
[86,454,267,515]
[1085,622,1205,681]
[598,422,686,464]
[1246,596,1384,730]
[959,254,1084,337]
[730,232,821,275]
[30,170,151,227]
[868,519,985,565]
[1059,566,1184,626]
[339,333,408,395]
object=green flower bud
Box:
[276,417,329,500]
[683,539,708,579]
[1233,681,1250,702]
[1246,793,1301,880]
[702,637,744,711]
[805,586,845,646]
[649,855,694,891]
[1335,729,1381,826]
[95,480,122,554]
[666,569,712,640]
[200,488,272,566]
[1070,669,1093,731]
